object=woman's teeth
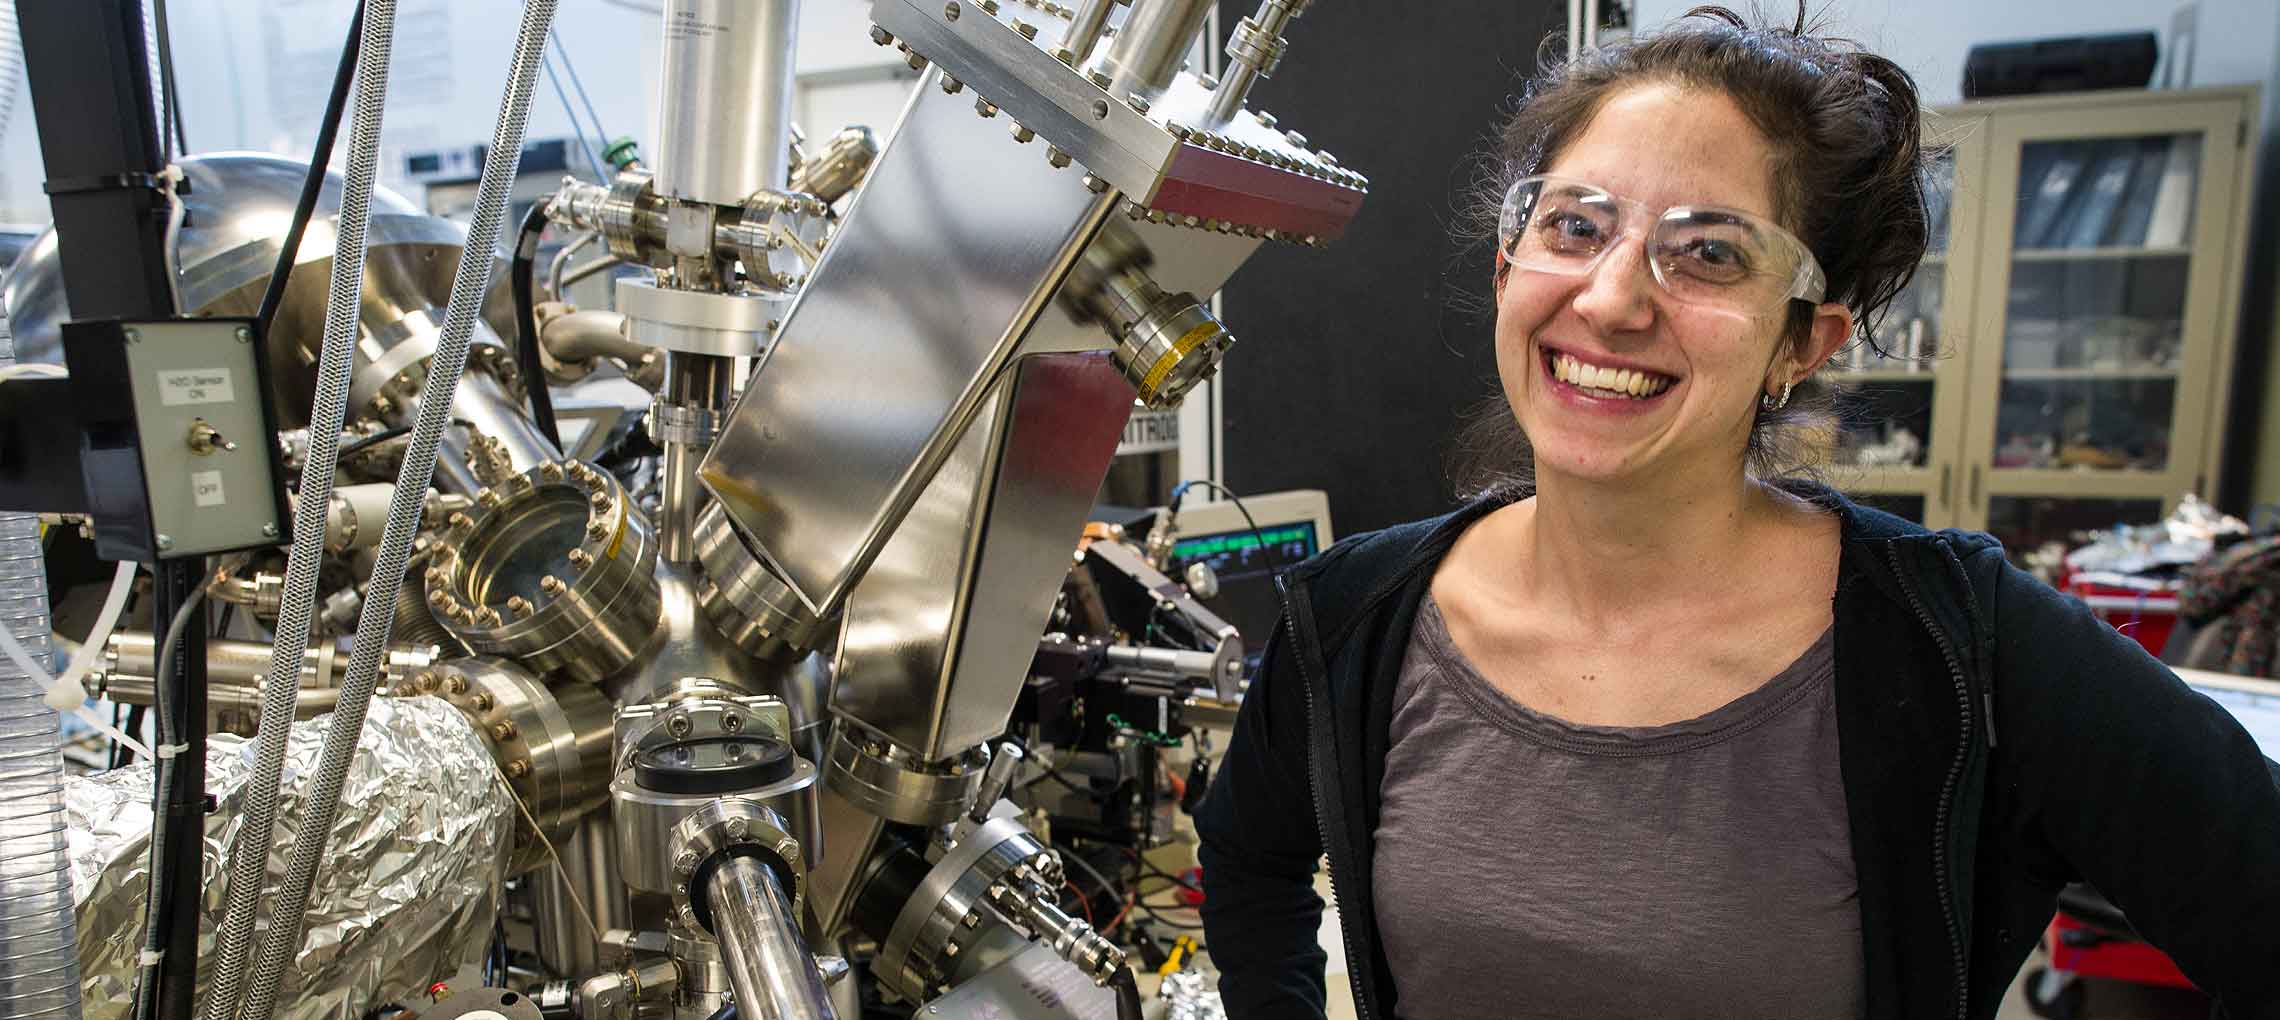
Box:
[1549,351,1674,399]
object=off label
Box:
[160,367,235,406]
[192,471,226,508]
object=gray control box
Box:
[115,319,286,558]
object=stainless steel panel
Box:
[656,0,802,204]
[917,943,1117,1019]
[831,353,1131,760]
[700,77,1116,620]
[868,0,1366,239]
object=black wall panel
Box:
[1217,3,1564,536]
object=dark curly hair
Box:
[1451,3,1939,497]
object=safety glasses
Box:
[1498,175,1827,317]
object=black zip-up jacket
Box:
[1196,489,2280,1020]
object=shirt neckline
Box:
[1415,594,1837,757]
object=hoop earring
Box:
[1760,380,1793,412]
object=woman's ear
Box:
[1795,301,1854,381]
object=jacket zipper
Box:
[1884,544,1973,1020]
[1279,585,1376,1020]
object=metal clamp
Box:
[824,727,988,827]
[669,798,804,936]
[692,502,824,659]
[646,400,725,447]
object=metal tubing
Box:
[1063,0,1115,66]
[1099,0,1214,100]
[655,0,801,205]
[660,352,731,563]
[705,856,837,1020]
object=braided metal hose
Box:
[233,3,562,1017]
[205,2,399,1015]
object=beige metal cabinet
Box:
[1826,85,2259,559]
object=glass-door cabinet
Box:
[1827,85,2257,560]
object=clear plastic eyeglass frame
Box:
[1498,174,1828,317]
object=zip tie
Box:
[139,949,164,966]
[155,742,190,760]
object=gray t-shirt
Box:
[1371,597,1862,1019]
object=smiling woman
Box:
[1196,5,2280,1020]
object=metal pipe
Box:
[654,0,801,205]
[1063,0,1115,66]
[659,351,732,563]
[79,632,437,692]
[1204,0,1305,124]
[1099,0,1215,101]
[704,856,836,1020]
[787,126,878,206]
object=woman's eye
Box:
[1667,238,1752,279]
[1536,211,1602,249]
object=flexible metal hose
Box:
[234,3,562,1018]
[206,2,397,1015]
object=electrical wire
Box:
[539,45,607,181]
[255,0,366,337]
[132,584,206,1020]
[149,0,186,158]
[1168,479,1285,575]
[547,27,613,150]
[511,201,564,449]
[338,424,413,460]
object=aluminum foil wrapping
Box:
[63,696,513,1020]
[1160,970,1227,1020]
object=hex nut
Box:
[975,97,999,118]
[1046,147,1071,169]
[941,74,964,94]
[675,850,700,875]
[492,721,518,741]
[505,759,531,778]
[870,24,894,45]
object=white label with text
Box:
[192,471,226,508]
[159,368,236,406]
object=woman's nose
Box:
[1569,234,1657,333]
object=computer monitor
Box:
[1163,489,1333,671]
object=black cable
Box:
[1110,969,1143,1020]
[1169,479,1285,575]
[254,0,365,337]
[151,0,188,157]
[511,201,565,450]
[1053,841,1124,909]
[338,424,412,460]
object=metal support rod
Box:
[1205,0,1306,124]
[1098,0,1215,101]
[1063,0,1115,67]
[148,560,206,1020]
[15,2,191,1015]
[704,856,837,1020]
[659,351,731,563]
